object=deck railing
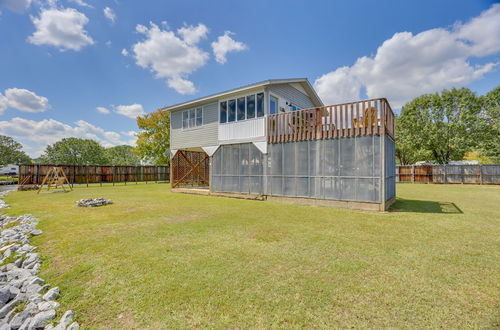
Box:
[267,98,394,143]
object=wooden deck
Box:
[267,98,394,143]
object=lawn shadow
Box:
[390,198,463,214]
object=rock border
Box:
[0,190,80,330]
[76,198,112,208]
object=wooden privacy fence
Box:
[396,165,500,184]
[267,98,394,143]
[19,164,169,186]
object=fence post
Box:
[35,164,39,185]
[411,165,415,183]
[444,164,447,184]
[85,165,89,187]
[479,164,483,185]
[112,166,115,186]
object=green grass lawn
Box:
[0,176,17,182]
[4,183,500,329]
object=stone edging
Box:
[0,190,80,330]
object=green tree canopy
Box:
[135,110,170,165]
[396,88,482,164]
[477,86,500,163]
[40,138,108,165]
[0,135,32,165]
[105,145,141,165]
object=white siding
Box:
[266,84,315,109]
[170,102,218,149]
[218,117,266,143]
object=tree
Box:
[395,116,431,164]
[0,135,31,165]
[477,86,500,163]
[135,109,170,165]
[396,88,481,164]
[40,138,108,165]
[105,145,141,165]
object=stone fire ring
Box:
[76,198,113,207]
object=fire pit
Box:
[76,198,113,207]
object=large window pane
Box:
[269,95,278,115]
[196,107,203,126]
[189,109,196,128]
[228,99,236,122]
[237,97,245,121]
[257,93,264,117]
[246,95,255,118]
[220,101,227,123]
[182,111,189,129]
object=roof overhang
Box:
[160,78,323,112]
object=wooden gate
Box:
[171,150,209,188]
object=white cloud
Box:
[131,22,209,94]
[0,117,136,157]
[0,0,32,13]
[0,88,50,114]
[167,76,197,95]
[211,31,247,64]
[96,106,110,114]
[314,4,500,108]
[28,7,94,51]
[103,131,122,144]
[0,94,8,115]
[68,0,93,8]
[105,40,112,47]
[114,104,144,119]
[177,23,208,45]
[121,48,128,56]
[103,7,116,24]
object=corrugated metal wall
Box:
[385,137,396,201]
[211,143,264,194]
[267,136,382,202]
[211,135,386,203]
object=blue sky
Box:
[0,0,499,157]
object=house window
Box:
[246,95,255,119]
[220,101,227,123]
[182,107,203,129]
[269,95,278,114]
[256,93,264,117]
[228,99,236,122]
[196,107,203,126]
[220,92,265,123]
[237,97,246,121]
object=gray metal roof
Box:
[160,78,323,112]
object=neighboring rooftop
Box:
[161,78,323,112]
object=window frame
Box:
[181,106,204,130]
[269,94,279,115]
[219,91,266,124]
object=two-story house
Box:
[162,78,396,211]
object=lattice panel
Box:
[172,150,209,188]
